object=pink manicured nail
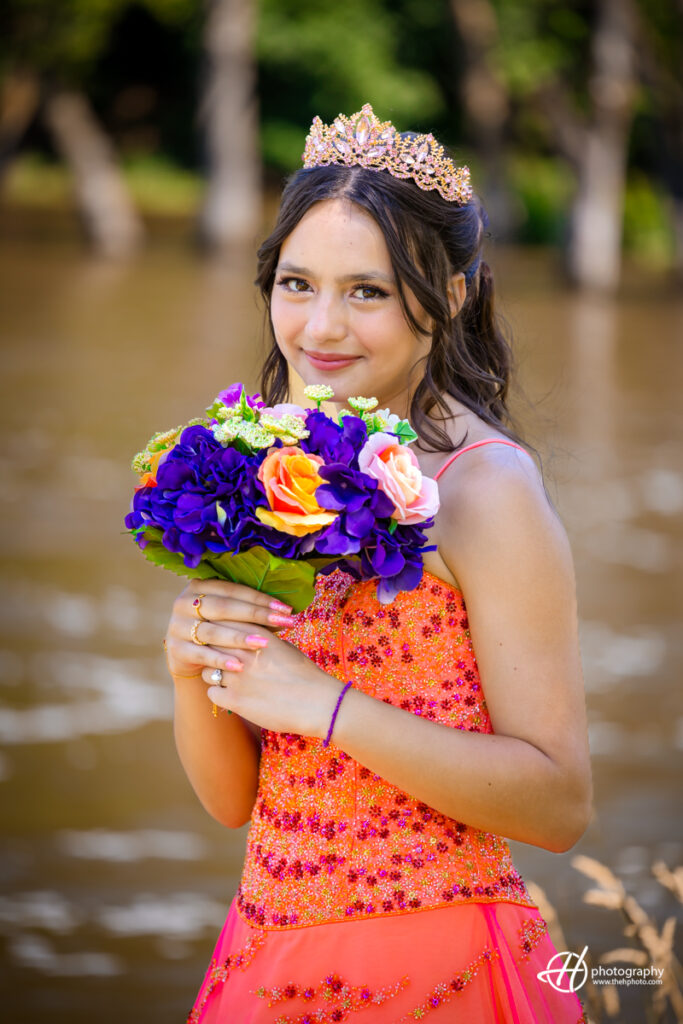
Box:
[269,599,292,613]
[245,634,268,649]
[268,613,297,627]
[224,657,243,670]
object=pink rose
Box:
[358,432,440,524]
[259,403,307,420]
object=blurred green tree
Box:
[0,0,198,254]
[256,0,446,172]
[0,0,678,277]
[485,0,639,291]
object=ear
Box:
[447,272,466,318]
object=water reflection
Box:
[569,292,619,464]
[0,236,681,1023]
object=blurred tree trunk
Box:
[0,70,41,185]
[43,88,144,257]
[566,0,638,292]
[198,0,262,250]
[449,0,516,238]
[637,15,683,281]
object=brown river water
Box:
[0,220,681,1022]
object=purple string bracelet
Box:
[323,681,353,748]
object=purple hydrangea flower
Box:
[125,424,306,568]
[301,412,367,467]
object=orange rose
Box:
[138,448,170,488]
[255,446,337,536]
[135,472,158,492]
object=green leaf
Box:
[388,518,398,534]
[129,529,341,613]
[135,535,212,581]
[202,547,321,611]
[205,397,224,420]
[239,387,258,422]
[395,420,418,444]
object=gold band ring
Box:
[190,620,209,646]
[193,594,208,621]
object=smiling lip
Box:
[304,350,361,371]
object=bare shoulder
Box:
[435,442,573,590]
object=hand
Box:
[201,630,345,740]
[163,579,298,680]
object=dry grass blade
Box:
[572,854,624,891]
[652,861,683,902]
[569,854,683,1023]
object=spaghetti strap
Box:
[434,439,528,480]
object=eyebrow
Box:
[277,262,394,285]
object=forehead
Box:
[278,198,391,273]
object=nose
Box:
[305,291,347,344]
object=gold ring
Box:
[190,620,209,646]
[193,594,208,621]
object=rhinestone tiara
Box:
[301,102,472,206]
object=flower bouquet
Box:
[125,383,439,610]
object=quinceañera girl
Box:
[165,104,593,1022]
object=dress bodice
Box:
[236,568,536,930]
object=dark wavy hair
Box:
[254,140,523,453]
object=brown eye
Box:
[278,276,310,293]
[353,285,388,301]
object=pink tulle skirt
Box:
[188,897,588,1023]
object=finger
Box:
[201,663,243,687]
[167,638,244,675]
[174,619,269,652]
[188,579,293,617]
[186,590,297,631]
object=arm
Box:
[166,581,296,829]
[329,448,593,852]
[173,672,262,829]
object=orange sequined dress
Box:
[188,441,589,1023]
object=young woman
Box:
[165,104,593,1022]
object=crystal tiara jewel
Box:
[301,102,472,205]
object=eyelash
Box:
[275,276,389,301]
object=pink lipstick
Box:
[304,350,361,371]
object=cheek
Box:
[351,305,402,344]
[353,307,424,358]
[271,295,305,346]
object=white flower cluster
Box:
[213,404,242,423]
[347,396,378,412]
[211,421,238,445]
[260,413,310,446]
[303,384,335,402]
[131,451,149,474]
[131,425,182,474]
[211,420,276,450]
